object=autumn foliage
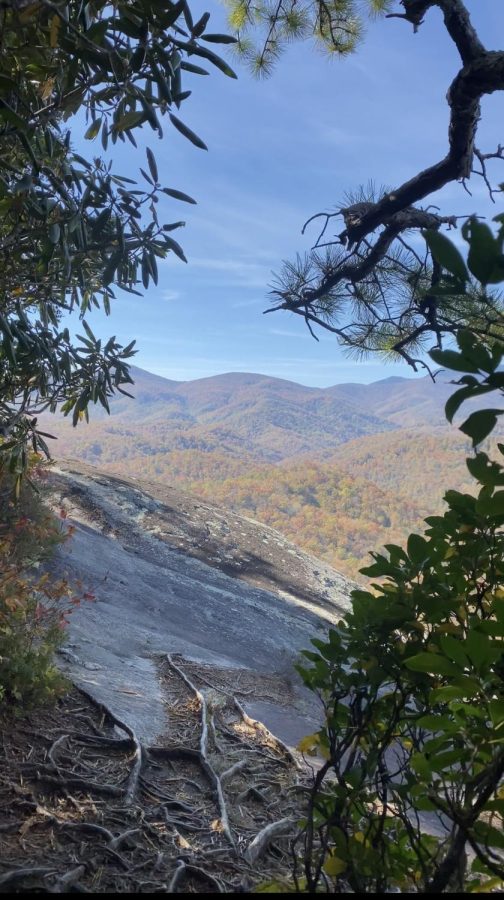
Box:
[0,456,89,707]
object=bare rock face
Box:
[47,459,355,748]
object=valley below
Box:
[41,366,492,580]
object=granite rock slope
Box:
[47,460,354,748]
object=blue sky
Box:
[77,0,503,387]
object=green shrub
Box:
[294,425,504,891]
[291,221,504,893]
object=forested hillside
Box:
[184,459,424,576]
[329,429,479,510]
[40,367,489,579]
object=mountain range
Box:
[42,366,492,579]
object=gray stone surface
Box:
[49,462,353,746]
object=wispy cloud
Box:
[317,124,393,151]
[231,295,266,309]
[190,257,269,275]
[179,256,274,289]
[268,327,310,339]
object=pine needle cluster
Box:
[224,0,393,74]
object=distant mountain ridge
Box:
[324,377,457,428]
[89,365,465,430]
[115,366,480,427]
[48,365,408,462]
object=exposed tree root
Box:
[23,768,123,797]
[0,866,57,888]
[232,697,302,770]
[220,759,249,785]
[47,734,69,770]
[68,732,135,751]
[76,687,144,806]
[55,820,141,851]
[237,785,269,804]
[52,864,87,892]
[168,859,224,893]
[245,817,295,864]
[165,653,235,848]
[0,668,307,892]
